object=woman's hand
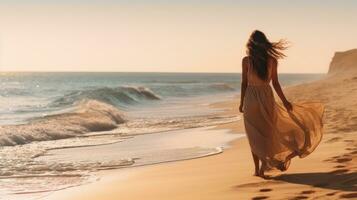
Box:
[239,104,244,113]
[283,101,293,112]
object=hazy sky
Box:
[0,0,356,73]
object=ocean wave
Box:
[51,86,161,108]
[209,83,236,91]
[0,100,125,146]
[146,83,237,98]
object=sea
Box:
[0,72,324,199]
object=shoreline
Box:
[46,127,248,200]
[34,125,242,199]
[1,125,243,200]
[46,124,356,200]
[43,98,246,200]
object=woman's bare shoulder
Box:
[268,56,278,67]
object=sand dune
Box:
[48,50,357,200]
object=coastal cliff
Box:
[328,49,357,74]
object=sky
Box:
[0,0,356,73]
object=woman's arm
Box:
[271,58,293,111]
[239,57,248,113]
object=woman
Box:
[239,30,324,178]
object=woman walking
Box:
[239,30,324,178]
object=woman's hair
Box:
[246,30,288,80]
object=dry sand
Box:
[48,50,357,200]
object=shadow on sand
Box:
[272,170,357,192]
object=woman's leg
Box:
[258,160,269,179]
[251,151,260,176]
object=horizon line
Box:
[0,71,327,74]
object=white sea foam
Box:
[0,100,125,146]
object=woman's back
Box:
[246,56,273,86]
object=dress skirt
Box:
[243,84,324,170]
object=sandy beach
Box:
[46,50,357,200]
[1,2,357,199]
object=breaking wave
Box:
[51,86,161,108]
[0,100,125,146]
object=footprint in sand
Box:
[291,196,308,200]
[252,196,269,200]
[259,188,272,192]
[340,193,357,198]
[332,155,340,159]
[326,192,337,196]
[344,139,354,143]
[336,157,352,163]
[324,154,350,163]
[330,169,349,174]
[334,165,346,168]
[300,190,315,194]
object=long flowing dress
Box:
[243,59,324,171]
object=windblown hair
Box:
[246,30,288,80]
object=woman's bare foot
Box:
[276,160,291,171]
[257,169,271,179]
[259,174,271,179]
